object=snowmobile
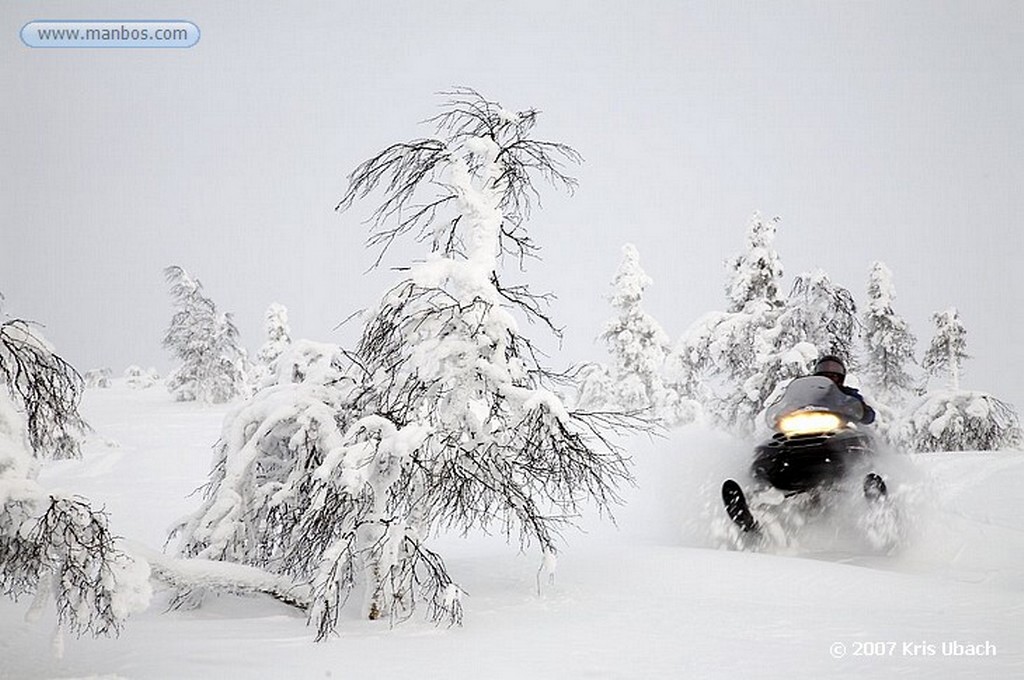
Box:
[721,375,888,537]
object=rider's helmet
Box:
[813,355,847,385]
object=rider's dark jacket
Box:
[838,385,876,425]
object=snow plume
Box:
[163,266,249,404]
[173,89,631,640]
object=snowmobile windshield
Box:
[764,375,864,430]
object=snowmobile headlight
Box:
[777,411,843,435]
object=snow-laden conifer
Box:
[861,262,916,405]
[725,212,784,313]
[253,303,292,387]
[922,308,969,391]
[677,213,787,432]
[256,303,291,370]
[163,266,249,403]
[781,270,860,367]
[678,219,867,433]
[83,368,113,389]
[171,88,633,639]
[581,244,697,425]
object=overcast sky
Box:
[2,1,1022,411]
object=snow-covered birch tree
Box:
[0,319,86,460]
[163,266,249,403]
[0,316,150,638]
[171,88,633,639]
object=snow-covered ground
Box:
[2,382,1022,679]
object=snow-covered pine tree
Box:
[781,270,860,367]
[254,302,292,386]
[861,261,916,405]
[902,307,1022,451]
[922,307,969,391]
[580,244,697,425]
[0,317,150,637]
[677,213,787,432]
[171,88,633,639]
[732,270,861,424]
[679,217,868,434]
[163,266,249,403]
[725,212,785,313]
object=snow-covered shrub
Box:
[83,368,113,389]
[903,308,1021,451]
[124,365,160,389]
[271,338,348,386]
[902,390,1022,452]
[172,89,633,639]
[163,266,249,403]
[0,347,150,637]
[0,319,86,460]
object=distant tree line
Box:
[579,213,1021,452]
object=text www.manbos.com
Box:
[21,21,200,48]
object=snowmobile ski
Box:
[722,479,759,533]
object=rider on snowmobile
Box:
[721,354,886,536]
[812,355,875,425]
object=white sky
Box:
[2,1,1022,410]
